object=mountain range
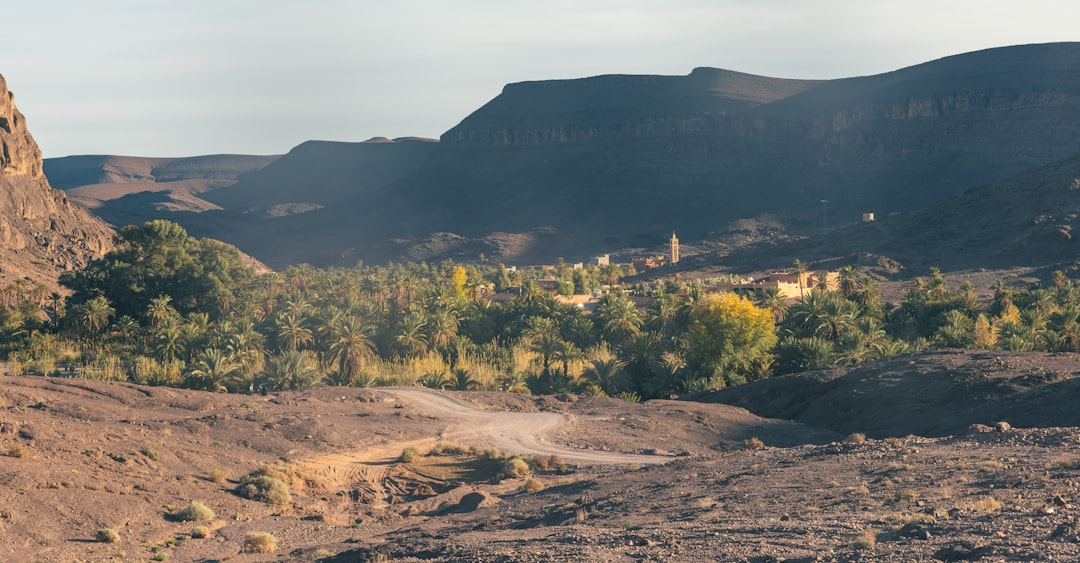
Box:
[34,42,1080,272]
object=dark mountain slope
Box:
[52,43,1080,269]
[708,147,1080,275]
[327,43,1080,266]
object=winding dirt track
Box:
[386,387,677,465]
[301,388,674,493]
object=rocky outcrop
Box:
[0,73,113,288]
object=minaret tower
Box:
[670,231,680,264]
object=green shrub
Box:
[173,501,214,522]
[142,447,161,461]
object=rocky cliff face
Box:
[0,73,113,288]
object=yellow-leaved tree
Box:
[686,292,777,389]
[450,266,468,301]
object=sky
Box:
[3,0,1079,158]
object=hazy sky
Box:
[4,0,1079,158]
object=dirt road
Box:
[386,387,677,465]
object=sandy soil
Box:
[2,350,1080,561]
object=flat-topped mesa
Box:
[0,73,114,287]
[440,68,823,147]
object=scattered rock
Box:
[448,492,499,513]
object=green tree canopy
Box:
[60,220,255,321]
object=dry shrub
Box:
[430,441,470,455]
[7,444,27,458]
[237,475,292,505]
[742,437,765,451]
[500,457,531,479]
[844,432,867,444]
[173,501,214,522]
[236,463,308,505]
[243,532,278,554]
[849,530,876,550]
[482,448,504,461]
[522,478,545,493]
[966,496,1004,514]
[399,447,420,463]
[96,528,120,543]
[207,468,227,484]
[190,525,210,539]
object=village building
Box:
[725,271,840,300]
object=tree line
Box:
[0,221,1074,399]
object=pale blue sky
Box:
[4,0,1078,157]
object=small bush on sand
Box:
[522,478,545,493]
[500,457,531,479]
[236,464,309,505]
[96,528,120,543]
[966,496,1004,514]
[844,433,867,444]
[141,447,161,461]
[237,475,291,505]
[742,437,765,451]
[173,501,214,522]
[849,530,876,550]
[7,444,27,458]
[207,468,226,484]
[243,532,278,553]
[430,441,470,455]
[190,525,210,539]
[399,447,420,463]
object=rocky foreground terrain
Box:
[2,350,1080,561]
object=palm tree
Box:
[790,259,808,298]
[595,292,642,345]
[152,322,186,362]
[275,312,313,351]
[618,332,661,396]
[426,307,460,350]
[393,308,429,359]
[838,266,859,298]
[184,349,241,392]
[523,316,561,378]
[755,287,788,323]
[47,292,64,329]
[447,368,479,391]
[146,295,176,329]
[263,349,322,391]
[581,358,625,396]
[553,340,585,381]
[76,296,115,339]
[328,316,376,383]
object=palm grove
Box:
[0,220,1072,399]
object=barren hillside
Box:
[4,350,1080,560]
